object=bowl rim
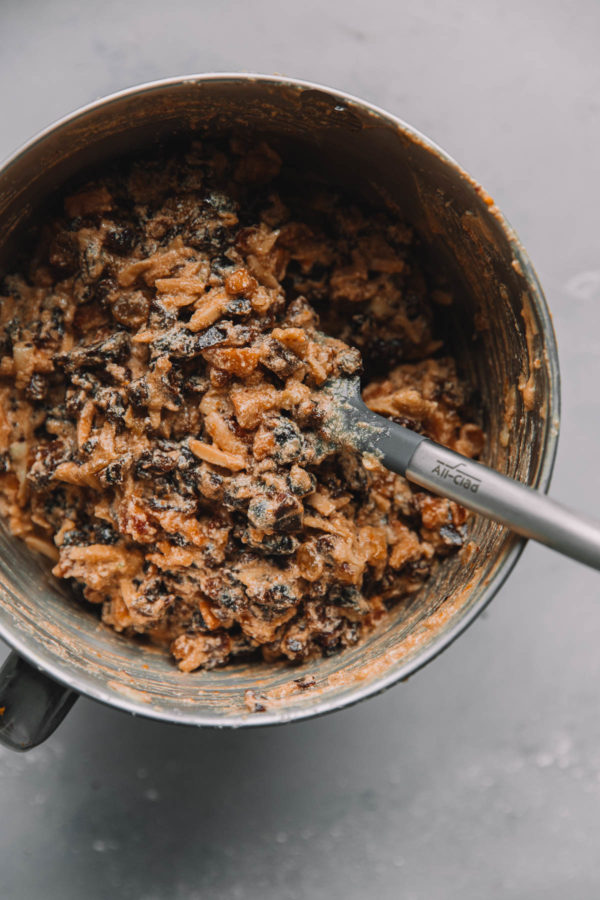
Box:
[0,72,561,728]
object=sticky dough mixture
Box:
[0,141,484,672]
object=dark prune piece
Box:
[147,298,177,331]
[321,638,343,657]
[436,379,464,408]
[187,218,231,252]
[131,577,176,619]
[147,495,197,516]
[218,590,243,612]
[51,306,65,334]
[142,577,168,600]
[6,318,21,345]
[64,390,87,418]
[56,331,130,372]
[404,290,424,320]
[273,419,297,446]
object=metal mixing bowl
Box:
[0,74,560,750]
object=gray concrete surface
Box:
[1,1,600,897]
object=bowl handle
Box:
[0,651,78,751]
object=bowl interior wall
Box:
[0,79,556,724]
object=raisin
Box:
[127,379,150,408]
[260,583,296,610]
[261,534,299,555]
[135,448,177,479]
[25,373,48,401]
[111,292,149,329]
[48,232,78,274]
[187,609,209,633]
[61,528,87,547]
[363,337,405,375]
[99,461,124,485]
[98,389,126,423]
[270,418,303,465]
[286,465,316,497]
[94,523,119,544]
[336,347,362,376]
[294,674,317,690]
[225,297,252,317]
[439,523,464,547]
[261,338,303,378]
[27,439,72,486]
[152,325,227,360]
[104,225,135,255]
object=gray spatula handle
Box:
[405,440,600,570]
[350,400,600,571]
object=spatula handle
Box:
[404,439,600,571]
[341,395,600,570]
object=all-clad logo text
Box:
[431,460,481,494]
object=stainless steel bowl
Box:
[0,74,560,750]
